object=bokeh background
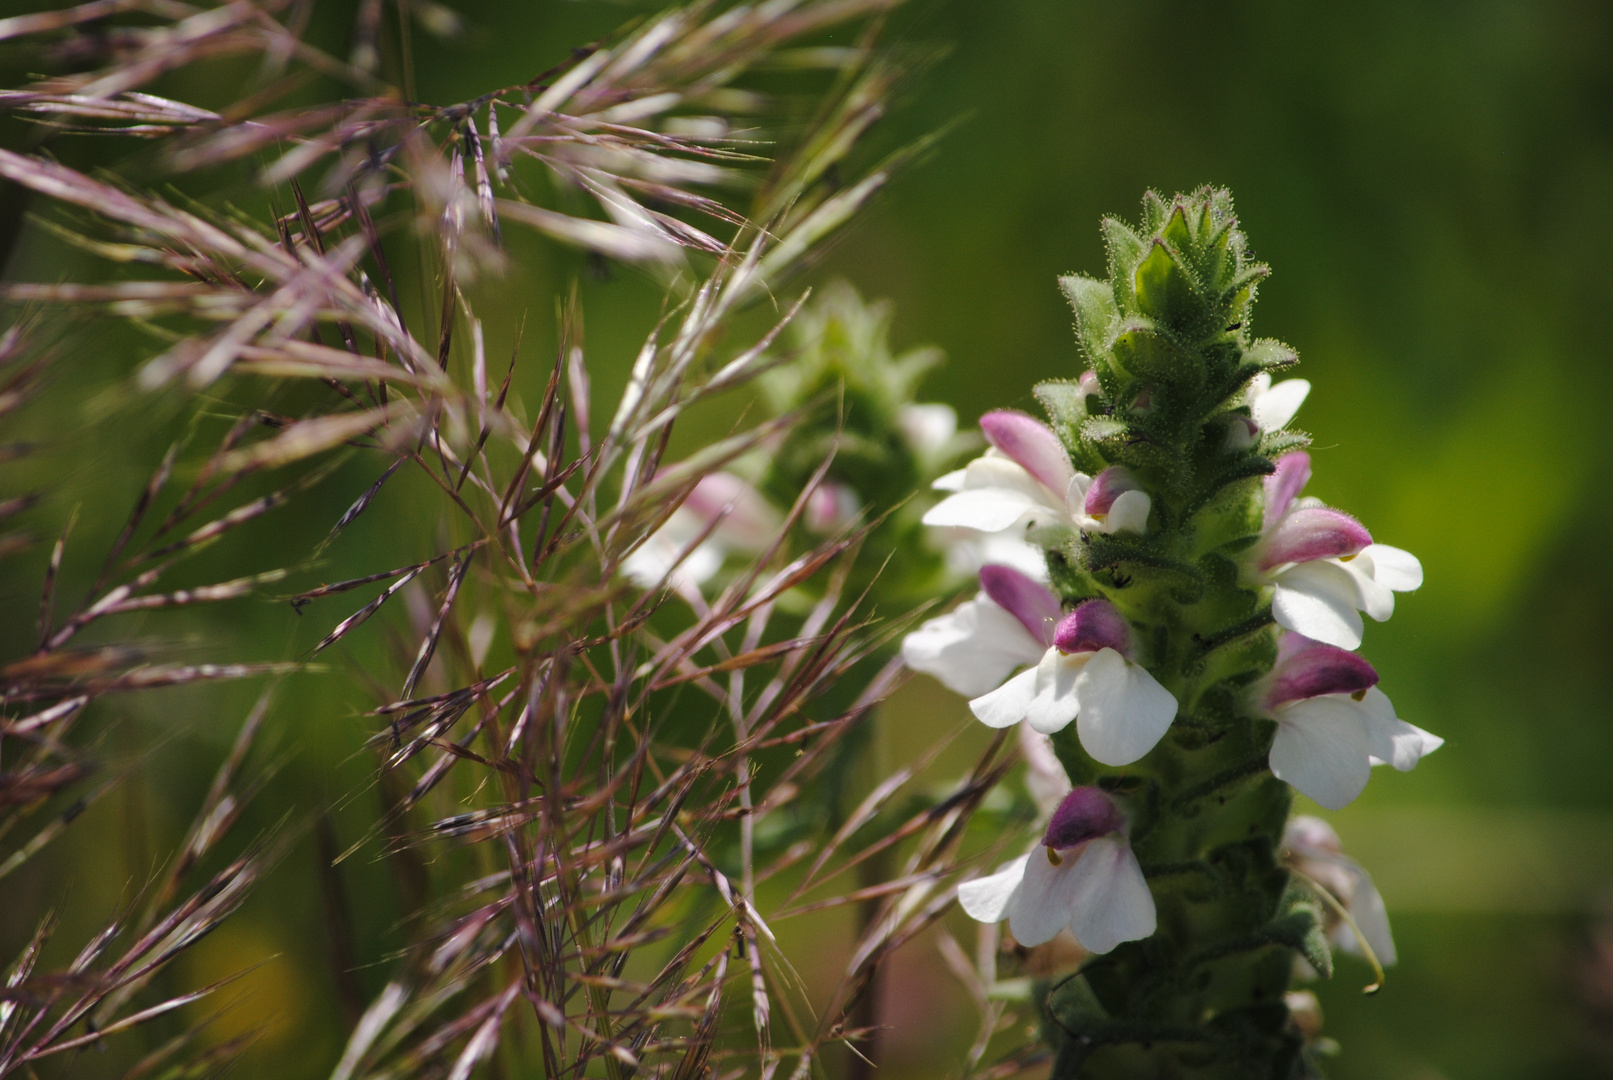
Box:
[5,1,1613,1078]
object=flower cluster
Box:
[900,189,1446,1071]
[906,399,1440,950]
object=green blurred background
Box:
[6,1,1613,1078]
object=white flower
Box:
[1247,373,1311,433]
[901,565,1177,766]
[968,594,1177,767]
[900,571,1049,698]
[1259,633,1443,810]
[958,786,1155,954]
[923,410,1150,541]
[897,402,958,456]
[1251,452,1423,650]
[1227,373,1312,449]
[937,529,1049,584]
[803,481,861,534]
[623,472,780,600]
[1283,816,1396,966]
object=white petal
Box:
[1024,651,1089,734]
[1362,543,1424,592]
[901,594,1047,697]
[970,666,1041,729]
[623,534,722,592]
[1063,836,1157,954]
[932,468,968,492]
[1356,687,1443,771]
[1338,557,1396,622]
[939,531,1050,582]
[1101,490,1152,535]
[1334,861,1397,966]
[1270,562,1366,650]
[1072,649,1178,766]
[1005,847,1078,947]
[977,535,1051,581]
[678,543,725,587]
[1269,697,1373,810]
[923,488,1043,532]
[899,403,957,454]
[1252,378,1311,432]
[1020,726,1073,817]
[957,855,1029,924]
[623,538,677,588]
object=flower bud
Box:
[979,564,1060,646]
[1083,466,1141,518]
[978,410,1076,497]
[1042,786,1123,851]
[803,481,861,534]
[1052,599,1132,658]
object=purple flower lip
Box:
[1043,786,1122,851]
[1052,599,1131,657]
[1258,506,1372,570]
[1084,466,1138,517]
[1266,636,1380,710]
[979,564,1060,648]
[1263,451,1313,529]
[979,410,1075,497]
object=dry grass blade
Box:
[0,2,992,1078]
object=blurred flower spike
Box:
[958,786,1156,954]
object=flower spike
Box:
[902,189,1439,1071]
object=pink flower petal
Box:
[1053,599,1132,657]
[1083,466,1139,517]
[1259,506,1372,569]
[1265,635,1379,710]
[1042,787,1121,850]
[979,565,1061,647]
[979,411,1076,499]
[681,472,779,549]
[1263,451,1312,530]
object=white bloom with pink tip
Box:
[968,587,1177,766]
[900,566,1050,698]
[1283,816,1397,966]
[1252,452,1423,650]
[958,786,1155,954]
[1259,633,1442,809]
[624,472,780,599]
[901,565,1177,766]
[1226,372,1313,450]
[924,410,1151,540]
